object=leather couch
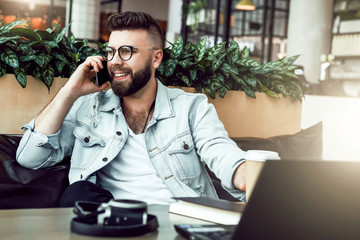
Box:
[0,122,322,209]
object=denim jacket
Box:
[16,80,246,201]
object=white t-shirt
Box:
[97,128,176,205]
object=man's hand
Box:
[62,56,109,101]
[34,56,109,135]
[233,162,246,191]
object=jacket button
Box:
[80,174,83,179]
[102,157,108,162]
[116,131,122,136]
[183,141,189,150]
[84,137,90,143]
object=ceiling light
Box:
[236,0,256,11]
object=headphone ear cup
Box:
[71,200,159,237]
[73,201,105,223]
[71,214,159,237]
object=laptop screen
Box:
[233,160,360,240]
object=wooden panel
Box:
[0,74,68,135]
[180,87,302,138]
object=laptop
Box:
[175,160,360,240]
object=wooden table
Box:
[0,205,210,240]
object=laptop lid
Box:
[232,160,360,240]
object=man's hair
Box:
[106,11,164,48]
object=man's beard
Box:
[110,57,152,97]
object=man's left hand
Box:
[233,162,246,191]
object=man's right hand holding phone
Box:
[33,56,109,135]
[63,56,110,101]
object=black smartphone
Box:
[95,61,110,86]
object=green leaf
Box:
[243,74,257,88]
[178,58,192,68]
[35,53,52,67]
[194,37,207,62]
[211,59,223,72]
[221,63,238,76]
[180,74,190,86]
[43,40,59,49]
[207,42,226,59]
[262,61,283,71]
[0,48,19,68]
[219,87,227,98]
[228,41,240,64]
[35,29,54,41]
[267,73,283,81]
[13,67,27,88]
[284,71,299,79]
[190,68,197,80]
[282,54,300,66]
[260,85,279,98]
[237,58,260,67]
[244,86,256,98]
[9,27,40,41]
[42,65,55,89]
[216,73,225,84]
[0,63,7,77]
[231,74,246,85]
[171,36,183,59]
[164,59,178,77]
[183,41,196,54]
[0,35,20,44]
[55,60,66,74]
[19,55,37,62]
[54,23,71,43]
[204,87,215,99]
[240,46,249,59]
[53,52,68,62]
[0,20,27,35]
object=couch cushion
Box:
[231,121,323,161]
[0,134,70,209]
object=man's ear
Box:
[153,49,163,69]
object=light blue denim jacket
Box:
[16,80,246,201]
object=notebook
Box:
[175,160,360,240]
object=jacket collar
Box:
[153,79,175,120]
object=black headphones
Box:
[71,199,159,237]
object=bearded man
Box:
[16,11,247,206]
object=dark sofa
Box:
[0,122,322,209]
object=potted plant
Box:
[0,20,101,89]
[0,20,102,134]
[156,36,304,138]
[156,36,304,101]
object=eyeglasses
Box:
[100,45,157,62]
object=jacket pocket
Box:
[73,126,106,147]
[167,133,205,193]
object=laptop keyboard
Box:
[174,224,234,240]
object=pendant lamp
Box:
[236,0,256,10]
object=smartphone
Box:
[95,61,110,86]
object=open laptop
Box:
[175,160,360,240]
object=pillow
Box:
[0,134,70,209]
[231,121,323,161]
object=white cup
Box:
[246,150,280,201]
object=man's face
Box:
[106,30,155,97]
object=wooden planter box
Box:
[0,74,68,135]
[0,76,302,138]
[180,87,302,138]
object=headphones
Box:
[71,199,159,237]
